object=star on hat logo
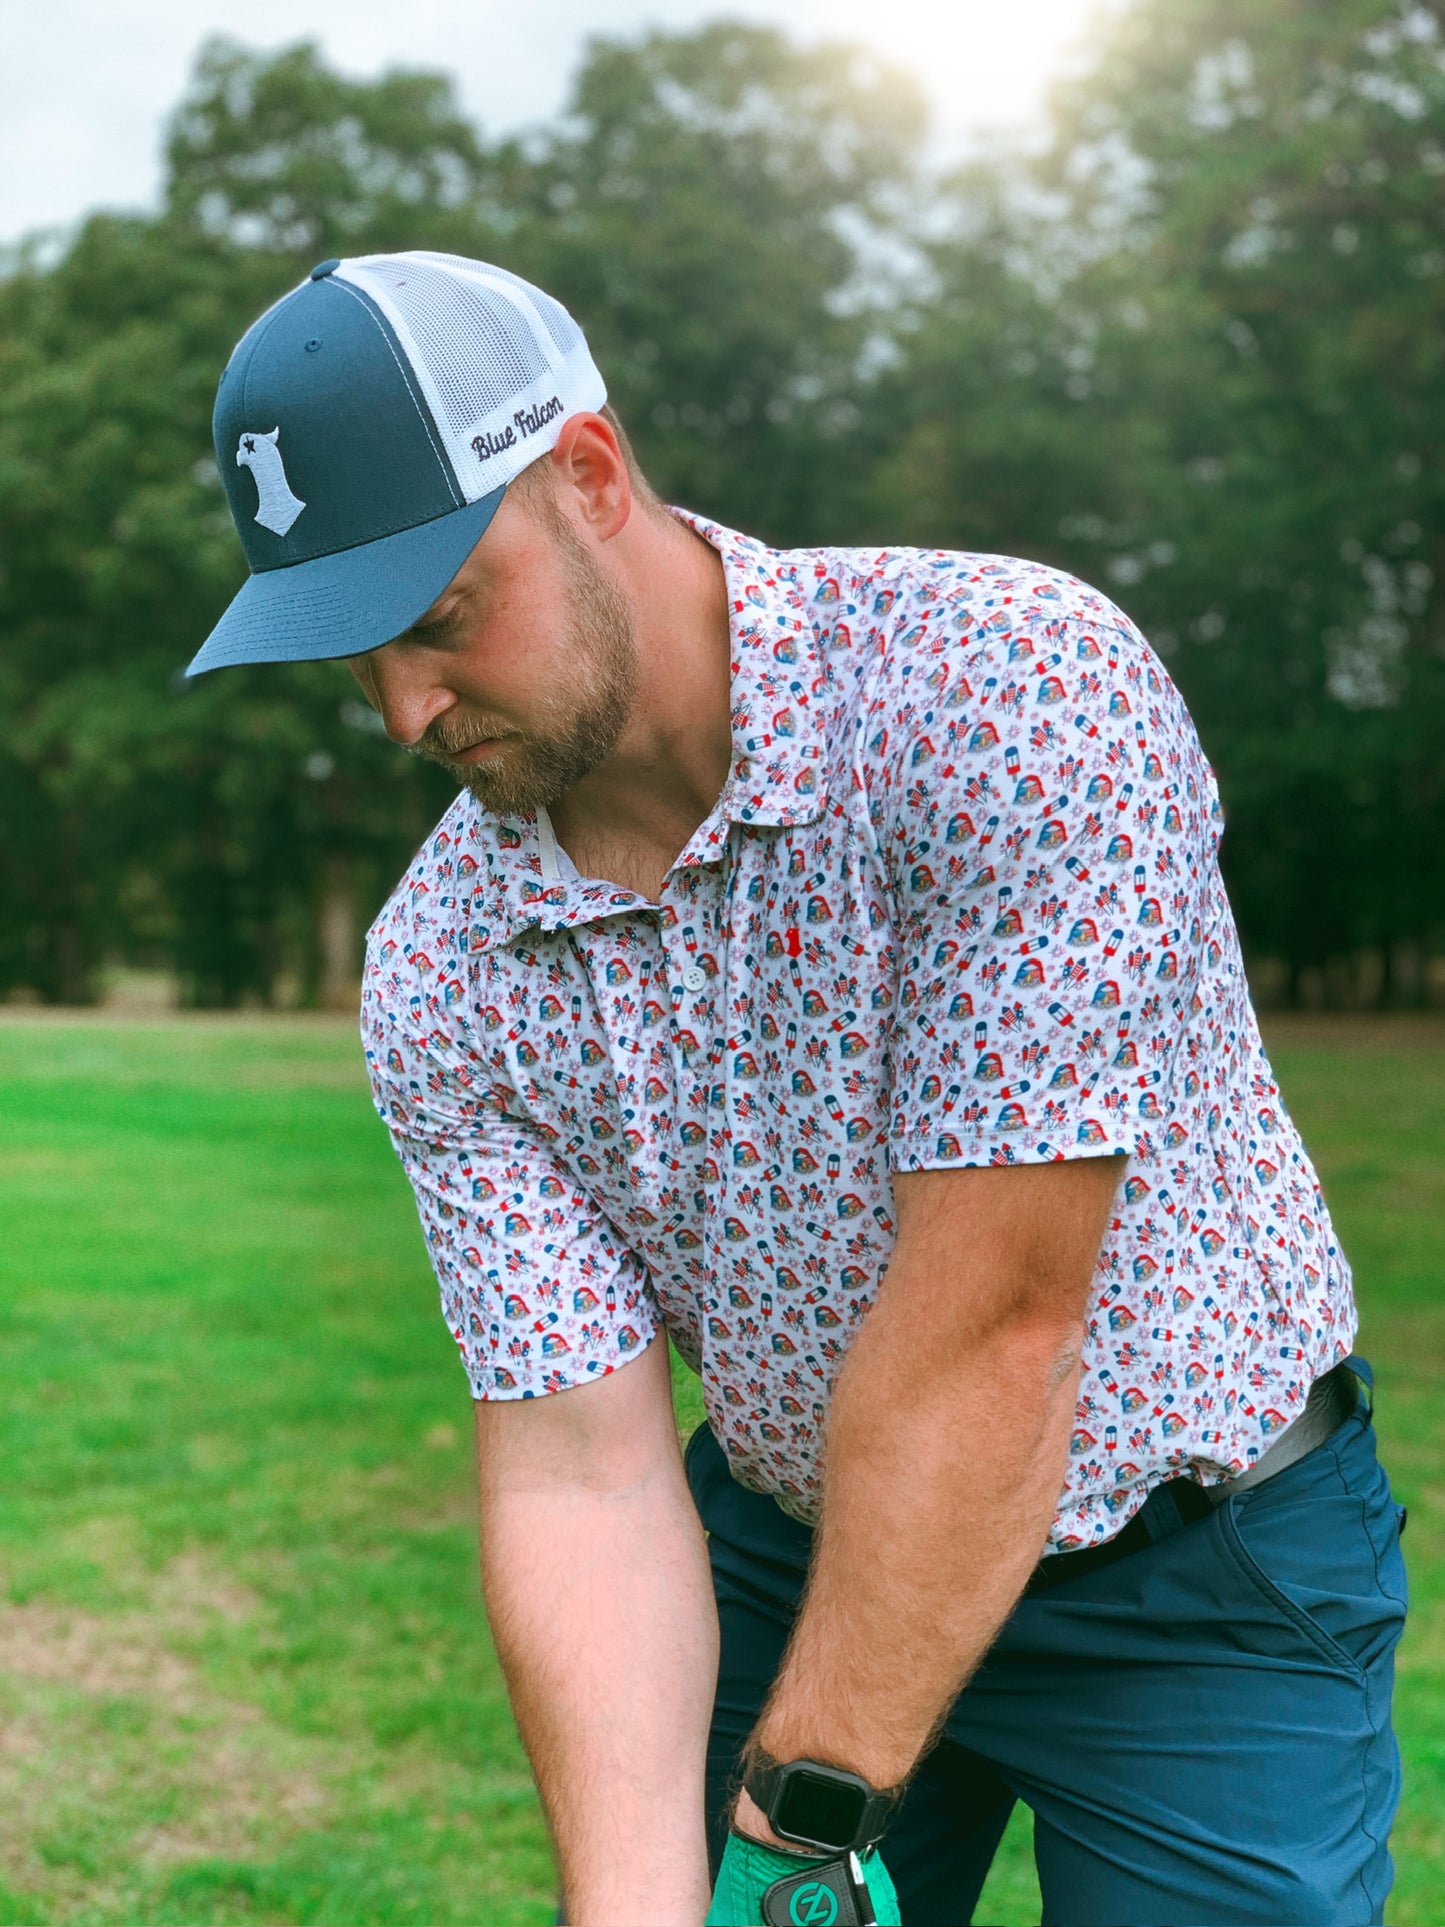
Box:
[236,427,306,536]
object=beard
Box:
[409,506,640,817]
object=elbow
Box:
[1044,1320,1087,1390]
[965,1297,1089,1394]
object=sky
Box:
[0,0,1117,247]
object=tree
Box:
[491,22,928,545]
[2,12,1441,1005]
[165,35,498,258]
[0,41,480,1004]
[863,0,1445,999]
[0,26,928,1002]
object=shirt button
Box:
[681,965,707,992]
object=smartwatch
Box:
[742,1750,901,1854]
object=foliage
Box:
[0,44,494,1006]
[165,35,497,256]
[866,0,1445,991]
[510,23,927,541]
[0,7,1442,1003]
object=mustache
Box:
[412,715,513,760]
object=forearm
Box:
[481,1448,718,1925]
[751,1308,1083,1791]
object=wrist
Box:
[731,1786,817,1856]
[753,1734,913,1796]
[740,1746,903,1857]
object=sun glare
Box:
[806,0,1113,145]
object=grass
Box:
[0,1011,1439,1925]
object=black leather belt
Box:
[1024,1359,1360,1597]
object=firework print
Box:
[362,513,1353,1549]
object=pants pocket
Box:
[1218,1413,1407,1679]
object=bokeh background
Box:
[1,3,1442,1923]
[4,0,1444,1010]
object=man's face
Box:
[347,484,640,817]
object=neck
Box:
[547,507,733,877]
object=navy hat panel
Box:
[214,277,462,575]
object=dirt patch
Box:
[0,1601,200,1705]
[158,1550,260,1629]
[0,1555,331,1905]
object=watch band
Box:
[743,1750,901,1854]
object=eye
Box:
[401,615,459,649]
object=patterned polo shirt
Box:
[361,511,1355,1550]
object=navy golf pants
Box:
[687,1356,1407,1926]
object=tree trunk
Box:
[316,854,359,1011]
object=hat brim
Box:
[185,488,505,676]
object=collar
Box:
[463,510,830,953]
[675,508,829,832]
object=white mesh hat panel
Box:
[410,252,589,363]
[337,253,607,502]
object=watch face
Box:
[774,1767,869,1849]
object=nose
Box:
[359,648,455,748]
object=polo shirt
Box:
[361,511,1355,1551]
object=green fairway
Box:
[0,1013,1440,1926]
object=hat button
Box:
[309,258,341,281]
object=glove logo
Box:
[759,1853,874,1927]
[788,1883,840,1927]
[237,428,306,536]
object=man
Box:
[190,252,1408,1927]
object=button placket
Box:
[679,913,703,988]
[658,874,724,1142]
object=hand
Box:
[705,1829,901,1926]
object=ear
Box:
[547,412,632,543]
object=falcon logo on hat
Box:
[236,428,306,536]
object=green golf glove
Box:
[705,1829,901,1926]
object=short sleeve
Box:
[362,908,658,1400]
[877,585,1220,1172]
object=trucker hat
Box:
[186,251,607,676]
